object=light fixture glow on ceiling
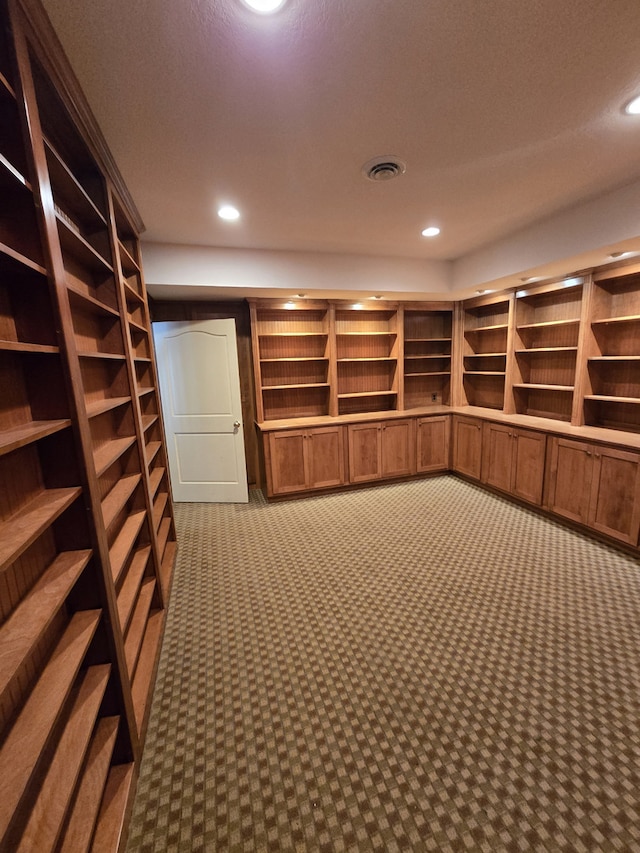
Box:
[240,0,286,13]
[421,226,440,238]
[218,205,240,221]
[624,95,640,115]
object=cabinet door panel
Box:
[416,416,450,473]
[512,429,546,506]
[268,431,309,495]
[589,446,640,545]
[452,417,482,480]
[381,420,415,478]
[481,422,513,493]
[548,438,592,524]
[308,427,345,489]
[348,424,382,483]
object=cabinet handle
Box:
[586,450,592,456]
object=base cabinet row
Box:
[452,415,640,547]
[264,416,451,496]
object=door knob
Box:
[233,420,241,431]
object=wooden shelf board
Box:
[0,418,70,457]
[0,609,101,843]
[101,473,142,531]
[90,762,134,853]
[146,440,162,466]
[591,314,640,326]
[157,517,171,561]
[464,323,509,333]
[117,545,151,633]
[588,356,640,362]
[44,138,107,230]
[0,338,59,354]
[0,151,29,190]
[336,331,396,337]
[77,350,126,361]
[125,578,156,678]
[260,357,328,363]
[584,394,640,405]
[16,664,110,853]
[131,610,165,732]
[263,383,330,391]
[56,716,119,853]
[118,240,140,273]
[0,69,15,97]
[0,549,91,701]
[0,241,46,275]
[109,510,147,586]
[513,383,574,392]
[405,371,450,377]
[259,331,327,337]
[404,337,451,343]
[337,390,397,399]
[67,283,119,318]
[337,357,396,362]
[134,355,152,363]
[153,492,169,532]
[464,371,506,377]
[516,318,580,330]
[128,318,148,335]
[137,386,155,397]
[86,396,131,419]
[160,540,177,600]
[148,466,165,499]
[142,414,158,431]
[123,278,144,304]
[56,214,113,274]
[404,354,451,360]
[516,347,578,354]
[464,352,507,358]
[0,487,82,574]
[94,436,136,478]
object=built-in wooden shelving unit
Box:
[0,1,176,850]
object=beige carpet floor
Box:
[126,476,640,852]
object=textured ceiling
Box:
[40,0,640,262]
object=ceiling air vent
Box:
[363,156,406,182]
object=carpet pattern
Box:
[126,477,640,852]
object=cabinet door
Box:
[348,423,382,483]
[547,437,593,524]
[381,419,415,478]
[452,416,483,480]
[481,422,513,493]
[416,416,450,473]
[511,428,546,506]
[588,445,640,545]
[267,430,309,495]
[307,426,346,489]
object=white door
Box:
[152,319,248,502]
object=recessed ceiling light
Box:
[609,251,629,259]
[240,0,286,13]
[370,295,383,300]
[218,205,240,221]
[421,226,440,238]
[624,95,640,115]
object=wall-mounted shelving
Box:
[460,294,512,410]
[403,304,453,409]
[0,1,176,850]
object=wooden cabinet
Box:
[416,415,450,472]
[0,3,176,850]
[452,415,483,480]
[266,426,345,495]
[347,419,415,483]
[547,437,640,545]
[482,422,546,505]
[403,305,453,408]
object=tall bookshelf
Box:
[510,278,584,422]
[403,303,453,408]
[0,1,176,850]
[460,293,513,410]
[583,264,640,433]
